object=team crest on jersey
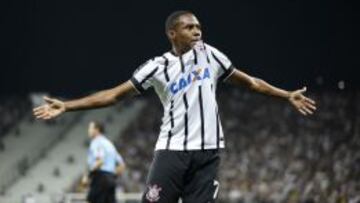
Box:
[145,184,162,202]
[170,67,211,94]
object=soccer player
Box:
[33,11,316,203]
[82,121,125,203]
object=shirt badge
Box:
[145,184,162,202]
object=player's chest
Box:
[154,61,214,95]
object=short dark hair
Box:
[92,121,105,134]
[165,10,193,32]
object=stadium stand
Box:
[0,99,144,203]
[0,96,78,194]
[0,96,30,145]
[0,114,83,199]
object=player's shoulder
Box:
[203,42,215,49]
[203,42,222,54]
[153,55,168,66]
[203,42,231,60]
[147,55,169,66]
[103,137,115,147]
[135,56,167,72]
[89,139,98,149]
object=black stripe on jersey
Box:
[183,93,189,151]
[203,43,211,63]
[198,86,205,150]
[162,56,170,82]
[216,109,220,149]
[218,65,235,82]
[166,100,175,150]
[193,49,198,65]
[170,110,174,128]
[140,67,158,86]
[130,77,142,93]
[166,131,172,150]
[211,51,235,81]
[180,55,185,73]
[211,51,227,72]
[131,67,158,93]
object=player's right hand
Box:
[33,96,66,120]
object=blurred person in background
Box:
[81,121,126,203]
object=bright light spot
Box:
[338,80,345,90]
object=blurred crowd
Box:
[217,88,360,203]
[116,87,360,203]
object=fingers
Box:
[297,102,316,116]
[291,87,307,100]
[33,107,50,119]
[33,106,48,117]
[43,96,55,104]
[305,101,317,111]
[298,108,307,116]
[34,111,49,119]
[297,107,312,116]
[42,114,54,120]
[305,97,316,105]
[302,106,314,115]
[298,86,307,94]
[36,112,51,120]
[303,96,317,112]
[33,105,55,120]
[33,105,47,114]
[35,111,55,120]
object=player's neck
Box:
[171,45,191,56]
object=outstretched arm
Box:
[33,80,137,120]
[227,68,317,115]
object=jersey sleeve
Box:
[207,44,235,82]
[130,59,159,93]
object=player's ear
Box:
[167,30,176,40]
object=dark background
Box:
[1,0,359,96]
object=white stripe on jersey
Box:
[131,41,234,151]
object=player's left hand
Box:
[288,87,316,116]
[81,174,89,186]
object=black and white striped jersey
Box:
[130,41,234,151]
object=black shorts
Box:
[142,150,220,203]
[87,170,116,203]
